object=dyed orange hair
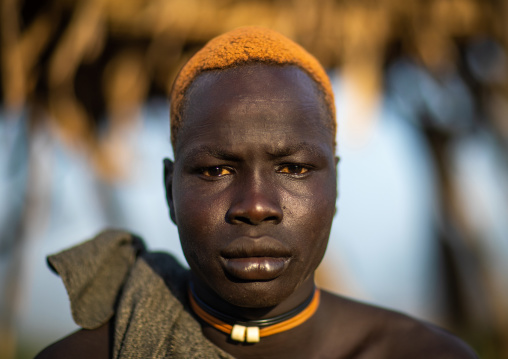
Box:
[170,26,335,147]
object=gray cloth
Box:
[48,229,234,359]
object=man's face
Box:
[166,64,337,309]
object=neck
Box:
[188,277,320,344]
[190,275,317,320]
[192,285,331,359]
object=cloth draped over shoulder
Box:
[47,230,234,359]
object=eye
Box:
[277,164,310,175]
[200,166,233,177]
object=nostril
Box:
[227,213,282,225]
[230,216,253,225]
[264,216,280,223]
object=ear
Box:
[163,158,177,224]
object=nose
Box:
[226,180,283,225]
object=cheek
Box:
[172,179,230,261]
[173,176,223,228]
[286,178,335,256]
[283,174,336,225]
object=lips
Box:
[220,237,291,281]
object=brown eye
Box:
[277,165,309,175]
[202,166,232,177]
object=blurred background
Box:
[1,0,508,358]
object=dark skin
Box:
[36,64,477,358]
[167,64,337,316]
[166,64,337,357]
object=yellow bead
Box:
[231,324,246,342]
[246,326,260,343]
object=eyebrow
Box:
[265,142,325,158]
[182,145,242,162]
[182,142,326,162]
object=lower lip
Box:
[222,257,288,281]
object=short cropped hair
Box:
[169,26,336,148]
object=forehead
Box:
[175,64,333,155]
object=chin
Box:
[218,279,296,309]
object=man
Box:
[37,26,477,358]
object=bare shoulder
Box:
[35,321,111,359]
[318,291,478,359]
